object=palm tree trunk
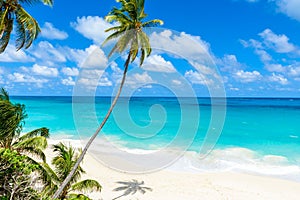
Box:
[52,53,132,199]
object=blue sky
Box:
[1,0,300,97]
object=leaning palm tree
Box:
[52,0,163,198]
[0,0,53,53]
[42,142,101,199]
[113,179,152,200]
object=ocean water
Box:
[11,96,300,181]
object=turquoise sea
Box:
[11,96,300,181]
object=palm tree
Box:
[113,179,152,200]
[0,88,49,162]
[52,0,163,198]
[42,142,101,199]
[0,0,53,53]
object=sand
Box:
[45,140,300,200]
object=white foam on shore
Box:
[47,137,300,182]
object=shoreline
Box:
[46,138,300,199]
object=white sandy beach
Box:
[45,140,300,200]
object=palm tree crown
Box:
[43,143,101,199]
[0,0,53,53]
[103,0,163,66]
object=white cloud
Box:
[142,55,176,73]
[259,29,296,53]
[8,73,48,86]
[234,70,262,83]
[150,30,211,61]
[172,79,182,85]
[62,67,79,76]
[40,22,68,40]
[241,39,273,63]
[62,77,75,86]
[219,54,242,72]
[0,44,35,62]
[273,0,300,22]
[31,41,66,64]
[288,66,300,77]
[184,70,214,85]
[265,63,286,73]
[32,64,58,77]
[126,72,154,86]
[77,75,112,87]
[71,16,113,45]
[65,45,108,69]
[268,73,289,85]
[243,0,300,22]
[229,87,240,91]
[81,46,108,69]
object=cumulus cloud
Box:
[40,22,68,40]
[265,63,285,73]
[65,45,108,69]
[0,44,35,62]
[273,0,300,22]
[259,29,296,53]
[71,16,113,45]
[184,70,214,85]
[150,30,211,61]
[219,54,243,72]
[268,73,289,85]
[125,72,154,87]
[142,55,176,73]
[242,0,300,22]
[172,79,182,85]
[241,39,273,63]
[8,72,48,88]
[61,67,79,76]
[62,77,75,86]
[77,75,112,87]
[234,70,262,83]
[30,41,66,65]
[32,64,59,77]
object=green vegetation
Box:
[52,0,163,197]
[0,148,40,199]
[42,143,101,199]
[0,88,101,199]
[0,0,53,53]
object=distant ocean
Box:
[11,96,300,181]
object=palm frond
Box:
[0,18,13,53]
[52,143,85,184]
[70,179,101,193]
[19,146,47,162]
[15,16,26,51]
[142,19,164,27]
[102,29,126,47]
[0,6,9,34]
[19,0,53,6]
[13,136,48,150]
[18,127,50,142]
[40,162,60,186]
[15,6,41,49]
[0,101,26,141]
[0,88,9,101]
[130,36,139,62]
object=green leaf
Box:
[70,179,102,193]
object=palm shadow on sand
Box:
[112,179,153,200]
